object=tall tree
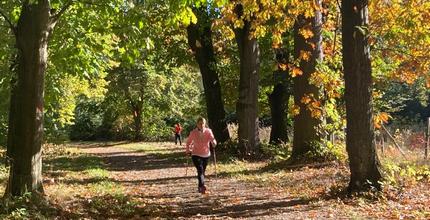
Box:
[1,0,120,197]
[342,0,382,191]
[233,3,260,155]
[104,0,201,141]
[187,6,230,143]
[1,0,72,196]
[291,0,323,159]
[108,67,146,141]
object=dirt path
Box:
[77,142,341,219]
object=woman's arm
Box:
[185,130,194,154]
[208,129,217,146]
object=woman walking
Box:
[185,117,216,194]
[174,123,183,145]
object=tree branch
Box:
[371,46,423,59]
[381,124,407,158]
[50,0,74,25]
[80,0,112,7]
[0,7,16,34]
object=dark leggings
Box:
[191,155,209,187]
[175,133,182,145]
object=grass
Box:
[115,142,173,153]
[116,142,192,163]
[44,155,104,172]
[85,193,138,218]
[0,144,134,219]
[85,168,109,179]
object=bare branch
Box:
[0,7,16,34]
[381,124,407,158]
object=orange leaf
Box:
[291,66,303,77]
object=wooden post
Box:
[426,117,430,159]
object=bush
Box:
[299,140,347,163]
[0,192,57,219]
[383,159,430,186]
[260,141,291,160]
[69,97,104,141]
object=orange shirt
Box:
[186,128,216,157]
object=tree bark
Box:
[132,107,143,141]
[292,1,323,159]
[269,48,291,144]
[6,1,53,197]
[342,0,382,192]
[234,4,260,155]
[186,7,230,144]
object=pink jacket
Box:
[186,128,216,157]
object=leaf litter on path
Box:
[41,141,430,219]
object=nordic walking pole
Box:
[185,152,190,177]
[185,157,188,177]
[211,143,217,178]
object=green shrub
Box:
[382,159,430,186]
[260,141,291,160]
[0,192,56,219]
[301,140,347,162]
[69,96,104,141]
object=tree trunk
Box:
[269,83,289,144]
[6,1,52,197]
[292,1,323,159]
[186,8,230,143]
[234,4,260,155]
[132,107,143,141]
[342,0,382,192]
[269,48,291,144]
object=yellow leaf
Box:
[290,104,300,116]
[279,63,288,71]
[299,50,311,61]
[300,28,314,39]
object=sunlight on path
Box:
[77,142,349,219]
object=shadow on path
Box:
[102,152,188,172]
[76,142,326,219]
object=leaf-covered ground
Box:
[2,142,430,219]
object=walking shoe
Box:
[198,186,206,194]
